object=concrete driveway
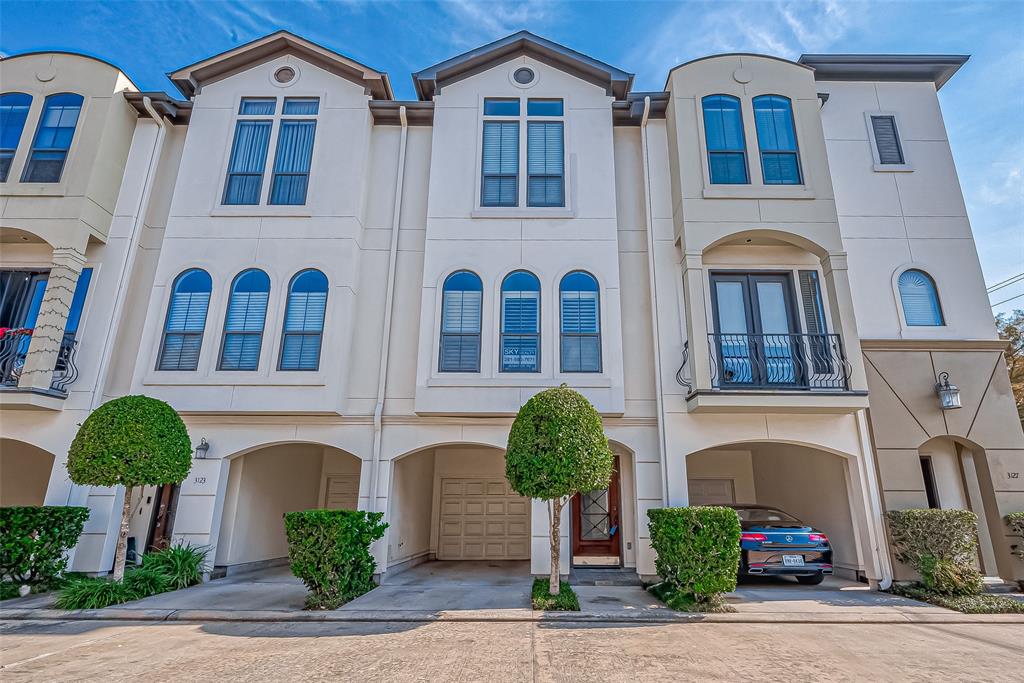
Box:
[728,575,950,615]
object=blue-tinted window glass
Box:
[501,271,540,373]
[219,269,270,371]
[440,270,483,372]
[283,98,319,115]
[483,98,520,116]
[223,120,272,204]
[64,268,93,335]
[279,269,328,370]
[269,120,316,205]
[753,95,801,185]
[239,98,276,115]
[21,93,83,183]
[527,121,564,207]
[158,269,212,371]
[560,271,601,373]
[0,93,32,182]
[527,99,563,116]
[898,270,944,326]
[481,121,519,207]
[702,95,748,184]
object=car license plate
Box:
[783,555,805,567]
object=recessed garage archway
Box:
[687,441,866,581]
[0,438,55,506]
[386,444,530,574]
[214,442,362,574]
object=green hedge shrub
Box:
[284,509,388,610]
[56,576,140,610]
[886,508,983,596]
[1006,512,1024,561]
[141,543,209,590]
[647,506,741,610]
[0,506,89,588]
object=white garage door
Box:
[325,475,359,510]
[438,478,530,560]
[688,478,736,505]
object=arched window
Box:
[219,269,270,371]
[439,270,482,372]
[560,271,601,373]
[22,93,83,183]
[753,95,801,185]
[279,269,328,371]
[158,269,212,371]
[500,270,540,372]
[898,269,944,326]
[701,95,748,184]
[1,92,32,182]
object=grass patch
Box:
[531,579,580,611]
[648,581,735,613]
[889,584,1024,614]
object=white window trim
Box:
[215,92,323,211]
[864,111,913,172]
[472,94,576,217]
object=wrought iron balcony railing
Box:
[708,332,851,391]
[0,328,80,394]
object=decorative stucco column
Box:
[821,252,868,392]
[680,250,712,391]
[18,246,86,392]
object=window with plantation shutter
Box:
[753,95,801,185]
[898,269,944,326]
[560,271,601,373]
[279,269,328,371]
[702,95,748,184]
[481,121,519,206]
[440,271,483,372]
[158,269,212,371]
[870,115,904,165]
[527,121,564,207]
[219,269,270,371]
[501,271,540,372]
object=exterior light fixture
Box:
[194,437,210,459]
[935,372,961,410]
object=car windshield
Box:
[734,507,800,523]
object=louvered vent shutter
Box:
[871,116,904,165]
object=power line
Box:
[991,291,1024,308]
[987,272,1024,293]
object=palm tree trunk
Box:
[111,487,132,581]
[549,497,563,595]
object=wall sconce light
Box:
[194,437,210,459]
[935,372,961,410]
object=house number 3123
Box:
[194,476,207,484]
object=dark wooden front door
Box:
[147,484,179,551]
[572,456,621,560]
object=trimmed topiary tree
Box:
[506,384,614,595]
[67,395,192,581]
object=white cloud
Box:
[977,162,1024,207]
[439,0,559,47]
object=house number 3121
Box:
[194,476,207,485]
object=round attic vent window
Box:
[513,67,536,85]
[274,66,296,84]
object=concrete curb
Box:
[3,607,1023,625]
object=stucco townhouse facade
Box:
[1,31,1021,587]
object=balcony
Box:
[681,333,868,414]
[0,328,81,408]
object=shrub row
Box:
[285,509,388,610]
[647,506,741,611]
[1007,511,1024,562]
[886,508,982,596]
[0,506,90,590]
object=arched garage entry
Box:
[687,441,866,581]
[214,443,362,573]
[0,438,55,506]
[387,444,530,572]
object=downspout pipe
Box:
[639,96,671,506]
[89,96,168,411]
[368,106,408,513]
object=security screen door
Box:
[710,272,804,387]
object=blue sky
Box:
[2,0,1021,315]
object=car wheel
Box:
[796,573,825,586]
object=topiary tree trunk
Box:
[67,395,192,582]
[506,385,613,596]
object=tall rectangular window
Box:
[527,121,564,207]
[753,95,801,185]
[223,119,272,205]
[702,95,748,184]
[1,93,32,182]
[22,93,83,183]
[870,115,905,165]
[269,120,316,205]
[481,121,519,207]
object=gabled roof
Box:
[413,30,633,101]
[168,30,393,100]
[798,54,969,90]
